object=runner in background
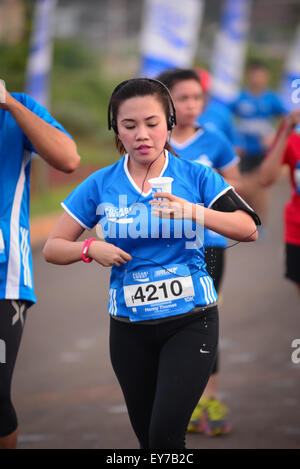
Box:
[230,61,287,226]
[259,110,300,297]
[0,80,80,449]
[194,67,241,149]
[156,68,240,436]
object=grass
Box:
[30,182,79,218]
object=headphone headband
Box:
[107,77,177,133]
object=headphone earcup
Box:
[111,118,118,134]
[168,115,176,131]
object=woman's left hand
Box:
[150,192,193,219]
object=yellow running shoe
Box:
[201,397,232,436]
[187,402,205,433]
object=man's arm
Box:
[0,83,80,173]
[258,110,300,187]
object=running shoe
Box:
[201,397,232,436]
[187,402,205,433]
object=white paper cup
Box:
[148,177,174,199]
[148,177,174,193]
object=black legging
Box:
[109,306,218,449]
[0,300,28,438]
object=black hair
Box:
[155,68,201,92]
[246,60,268,72]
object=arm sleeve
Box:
[18,93,72,153]
[61,174,100,230]
[211,188,261,226]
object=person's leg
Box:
[149,308,219,449]
[201,248,224,399]
[109,317,159,449]
[285,243,300,299]
[0,300,28,449]
[188,249,231,435]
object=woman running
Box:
[43,78,259,449]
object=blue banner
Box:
[281,24,300,112]
[139,0,204,77]
[210,0,251,104]
[26,0,57,108]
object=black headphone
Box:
[107,78,177,134]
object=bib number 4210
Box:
[133,280,183,304]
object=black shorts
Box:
[285,243,300,284]
[239,154,265,173]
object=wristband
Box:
[81,238,96,263]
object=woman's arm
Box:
[258,110,300,187]
[43,212,132,267]
[150,193,258,242]
[0,84,80,173]
[194,206,257,241]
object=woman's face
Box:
[170,79,205,127]
[116,94,168,164]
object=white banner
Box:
[26,0,57,108]
[210,0,251,104]
[281,24,300,111]
[139,0,204,77]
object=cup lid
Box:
[148,177,174,185]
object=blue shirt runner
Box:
[171,127,239,249]
[0,93,71,303]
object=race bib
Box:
[123,264,195,320]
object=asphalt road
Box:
[13,173,300,449]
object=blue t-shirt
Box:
[0,93,71,303]
[231,89,287,156]
[171,127,239,248]
[62,152,231,322]
[196,97,239,146]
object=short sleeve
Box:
[271,93,288,116]
[213,130,240,171]
[199,165,232,208]
[17,93,72,153]
[61,175,100,230]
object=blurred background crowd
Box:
[1,0,299,220]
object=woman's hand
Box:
[88,240,132,267]
[150,193,194,219]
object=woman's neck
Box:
[171,125,197,144]
[127,150,166,192]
